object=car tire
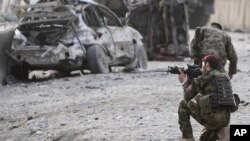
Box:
[125,45,148,70]
[87,45,109,74]
[11,65,29,81]
[0,28,14,85]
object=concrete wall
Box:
[210,0,250,31]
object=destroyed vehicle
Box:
[0,0,147,84]
[127,0,190,60]
[95,0,190,61]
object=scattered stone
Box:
[0,117,4,121]
[95,117,99,120]
[104,76,112,79]
[29,129,36,135]
[52,129,78,141]
[9,125,19,130]
[60,123,67,126]
[85,86,100,89]
[114,77,123,80]
[27,116,33,121]
[143,87,150,90]
[36,131,43,135]
[238,38,245,41]
[64,78,70,81]
[72,109,80,113]
[154,107,161,112]
[38,94,49,97]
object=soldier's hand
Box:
[187,85,193,92]
[178,70,186,83]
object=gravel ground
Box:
[0,30,250,141]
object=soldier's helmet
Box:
[202,54,218,62]
[210,22,223,30]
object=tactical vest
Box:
[209,75,236,109]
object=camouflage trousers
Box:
[178,100,231,141]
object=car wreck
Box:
[95,0,190,61]
[0,0,147,84]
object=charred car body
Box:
[95,0,190,61]
[0,0,147,84]
[96,0,215,61]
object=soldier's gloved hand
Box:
[178,70,186,83]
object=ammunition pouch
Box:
[198,94,213,115]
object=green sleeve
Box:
[225,36,238,75]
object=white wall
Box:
[210,0,250,31]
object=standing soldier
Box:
[189,22,238,79]
[178,54,238,141]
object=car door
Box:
[95,5,136,63]
[81,5,115,53]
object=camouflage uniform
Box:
[178,70,231,141]
[189,27,237,77]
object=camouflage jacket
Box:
[189,27,238,76]
[183,69,230,101]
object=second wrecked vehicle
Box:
[0,0,147,84]
[96,0,190,61]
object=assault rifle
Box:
[129,64,202,80]
[167,64,202,79]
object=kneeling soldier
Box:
[178,54,237,141]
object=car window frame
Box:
[94,4,123,27]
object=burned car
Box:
[0,0,147,84]
[95,0,190,61]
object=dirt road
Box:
[0,31,250,141]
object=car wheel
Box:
[0,28,14,85]
[11,65,29,81]
[125,45,148,70]
[87,45,109,74]
[136,46,148,69]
